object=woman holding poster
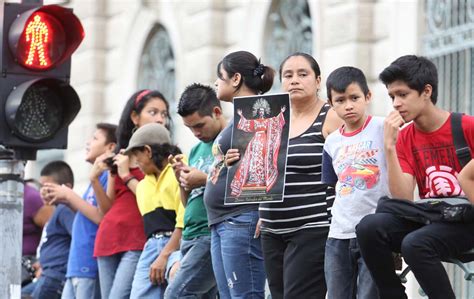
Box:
[203,51,274,299]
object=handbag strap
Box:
[451,112,471,168]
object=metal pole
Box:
[0,146,24,299]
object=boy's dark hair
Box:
[132,144,182,171]
[326,66,370,103]
[379,55,438,104]
[116,90,172,152]
[177,83,221,117]
[40,161,74,187]
[217,51,275,95]
[279,52,321,82]
[96,123,117,144]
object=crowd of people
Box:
[19,50,474,299]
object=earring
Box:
[132,125,138,134]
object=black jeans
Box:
[261,228,328,299]
[356,213,474,299]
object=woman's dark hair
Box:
[133,144,182,171]
[217,51,275,95]
[279,52,321,81]
[115,90,172,152]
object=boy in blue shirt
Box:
[42,123,117,299]
[322,66,389,298]
[31,161,76,299]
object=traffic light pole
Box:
[0,146,24,299]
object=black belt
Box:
[150,231,173,239]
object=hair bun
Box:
[253,64,265,77]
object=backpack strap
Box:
[451,112,472,168]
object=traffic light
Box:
[0,2,84,159]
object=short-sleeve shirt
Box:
[183,141,214,240]
[322,116,390,239]
[23,184,44,256]
[39,204,75,280]
[204,122,258,226]
[66,171,108,278]
[136,164,185,238]
[94,168,146,257]
[396,113,474,198]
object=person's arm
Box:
[384,111,416,200]
[322,107,344,138]
[115,152,139,195]
[43,183,103,224]
[149,228,182,285]
[59,205,76,236]
[169,154,189,206]
[178,166,207,207]
[32,205,55,228]
[91,154,115,214]
[458,159,474,204]
[321,147,337,188]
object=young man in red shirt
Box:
[356,55,474,299]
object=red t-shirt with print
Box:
[396,113,474,199]
[94,168,146,257]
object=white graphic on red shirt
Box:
[424,165,464,197]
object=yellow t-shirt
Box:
[136,163,185,238]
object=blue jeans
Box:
[97,250,141,299]
[211,210,265,299]
[61,277,100,299]
[324,237,378,299]
[22,280,37,296]
[164,235,217,299]
[32,275,65,299]
[130,236,181,299]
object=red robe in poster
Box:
[230,111,285,197]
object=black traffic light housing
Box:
[0,2,84,160]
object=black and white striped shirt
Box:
[259,103,335,234]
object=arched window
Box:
[423,0,474,114]
[137,25,176,108]
[264,0,312,91]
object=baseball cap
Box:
[124,123,171,154]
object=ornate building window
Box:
[423,0,474,295]
[423,0,474,114]
[264,0,312,91]
[137,25,176,109]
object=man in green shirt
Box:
[165,83,226,298]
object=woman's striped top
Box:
[259,103,335,234]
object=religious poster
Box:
[225,93,290,205]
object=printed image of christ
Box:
[225,93,290,205]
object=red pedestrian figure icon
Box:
[25,14,50,67]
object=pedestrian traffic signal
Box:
[0,2,84,159]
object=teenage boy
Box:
[164,83,226,299]
[31,161,76,299]
[322,66,388,298]
[43,123,117,299]
[356,55,474,299]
